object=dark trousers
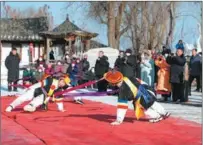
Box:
[184,81,189,102]
[200,74,202,92]
[161,93,171,101]
[171,83,184,102]
[96,75,108,92]
[8,80,18,91]
[189,75,200,93]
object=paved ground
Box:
[84,89,202,124]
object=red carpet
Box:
[1,97,201,145]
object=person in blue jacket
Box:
[69,58,84,104]
[176,40,184,51]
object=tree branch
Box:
[119,26,129,38]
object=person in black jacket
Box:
[78,54,90,85]
[5,47,21,92]
[95,51,109,92]
[189,49,202,94]
[166,48,186,102]
[120,49,136,78]
[135,53,141,79]
[49,49,55,62]
[114,51,125,72]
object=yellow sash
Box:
[47,79,58,97]
[123,77,145,120]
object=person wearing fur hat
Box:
[104,71,170,125]
[5,75,71,113]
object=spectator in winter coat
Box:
[95,51,109,92]
[155,55,171,101]
[45,63,54,76]
[70,60,79,86]
[54,61,64,74]
[148,50,155,87]
[5,47,21,91]
[175,40,184,51]
[199,52,202,92]
[140,50,152,85]
[189,49,202,94]
[120,49,136,78]
[166,48,186,102]
[69,59,84,104]
[23,67,37,86]
[135,53,141,79]
[78,55,90,84]
[184,56,190,102]
[114,51,125,72]
[35,56,46,69]
[49,49,55,62]
[34,67,45,81]
[80,55,90,72]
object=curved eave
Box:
[0,34,44,41]
[68,31,98,38]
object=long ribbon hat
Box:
[104,71,123,84]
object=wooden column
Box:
[69,39,72,53]
[86,40,90,51]
[46,38,50,63]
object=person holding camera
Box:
[120,49,136,78]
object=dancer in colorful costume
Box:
[5,74,71,113]
[104,71,170,125]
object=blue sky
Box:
[1,2,201,50]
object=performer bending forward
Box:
[5,75,71,113]
[104,71,170,125]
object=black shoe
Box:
[195,89,200,92]
[75,99,84,105]
[163,112,170,119]
[41,103,48,111]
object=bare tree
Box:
[2,3,54,30]
[124,2,171,52]
[87,2,128,49]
